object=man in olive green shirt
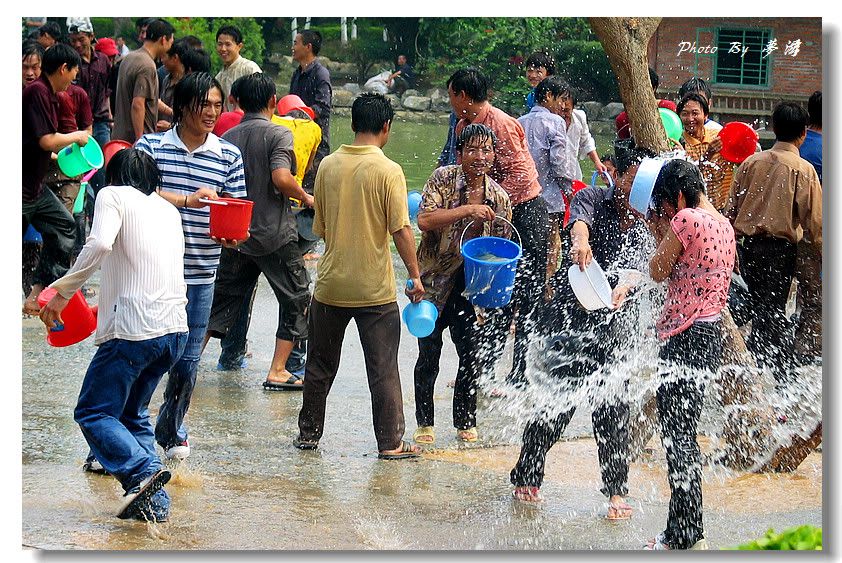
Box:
[295,93,424,459]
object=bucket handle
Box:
[459,215,522,252]
[198,198,229,206]
[591,170,614,189]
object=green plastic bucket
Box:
[57,137,104,177]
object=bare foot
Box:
[265,368,301,386]
[512,486,543,502]
[606,495,633,520]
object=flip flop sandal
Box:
[605,501,633,521]
[263,373,304,391]
[457,427,478,442]
[293,437,319,450]
[378,440,420,460]
[413,426,435,444]
[117,469,171,519]
[512,486,544,503]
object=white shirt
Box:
[565,109,597,181]
[50,186,188,345]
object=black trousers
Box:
[656,321,723,550]
[22,188,76,287]
[738,235,797,382]
[510,272,630,495]
[507,195,549,383]
[414,268,481,430]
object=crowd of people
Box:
[23,20,822,550]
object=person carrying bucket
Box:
[412,124,512,445]
[448,67,549,387]
[135,72,248,461]
[38,149,188,523]
[510,139,657,522]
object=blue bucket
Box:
[23,224,43,243]
[460,217,522,308]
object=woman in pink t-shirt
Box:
[644,159,735,550]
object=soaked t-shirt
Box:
[657,207,735,340]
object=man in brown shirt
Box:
[113,19,174,142]
[448,68,548,386]
[725,102,822,383]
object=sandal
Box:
[263,372,304,391]
[456,427,478,442]
[378,440,421,460]
[512,486,543,503]
[293,437,318,450]
[605,500,633,521]
[413,426,435,444]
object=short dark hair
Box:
[229,75,247,103]
[771,102,808,142]
[105,148,161,196]
[648,66,660,91]
[136,18,154,30]
[216,25,243,45]
[39,21,62,41]
[42,43,81,75]
[447,68,489,103]
[652,159,705,212]
[181,48,211,74]
[172,72,223,125]
[351,93,394,135]
[807,91,821,128]
[237,73,275,113]
[22,40,44,61]
[167,38,192,60]
[614,138,656,176]
[456,123,497,153]
[678,77,712,103]
[181,35,204,50]
[534,76,570,105]
[145,19,174,43]
[601,153,617,168]
[299,30,322,55]
[526,51,555,76]
[285,109,311,120]
[677,92,709,116]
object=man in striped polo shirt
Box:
[136,72,247,461]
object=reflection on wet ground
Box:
[22,259,821,550]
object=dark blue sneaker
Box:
[117,470,171,522]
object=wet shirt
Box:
[22,75,60,203]
[681,126,734,211]
[271,116,322,185]
[564,109,597,182]
[135,128,247,284]
[725,141,822,247]
[312,144,409,307]
[222,113,297,256]
[455,104,542,206]
[215,56,262,112]
[518,105,574,214]
[112,48,158,142]
[657,207,735,340]
[76,49,111,123]
[290,60,332,159]
[416,165,512,311]
[567,183,654,272]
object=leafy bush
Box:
[732,526,822,550]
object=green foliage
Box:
[168,18,265,75]
[417,17,611,114]
[731,526,822,550]
[554,41,619,104]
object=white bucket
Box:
[567,259,613,310]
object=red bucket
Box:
[719,122,758,164]
[37,288,97,347]
[562,180,588,227]
[102,140,133,167]
[208,198,254,240]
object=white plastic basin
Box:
[568,259,613,310]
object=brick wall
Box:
[649,17,821,102]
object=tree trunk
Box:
[588,17,669,153]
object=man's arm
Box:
[38,130,89,153]
[131,96,146,141]
[392,225,424,302]
[271,167,313,207]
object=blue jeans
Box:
[74,333,186,493]
[155,283,214,449]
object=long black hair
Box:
[172,72,223,125]
[651,159,705,213]
[105,149,161,196]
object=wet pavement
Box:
[21,251,822,550]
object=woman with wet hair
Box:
[642,158,736,550]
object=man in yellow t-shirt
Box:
[295,93,425,460]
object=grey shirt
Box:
[222,113,297,256]
[518,105,575,214]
